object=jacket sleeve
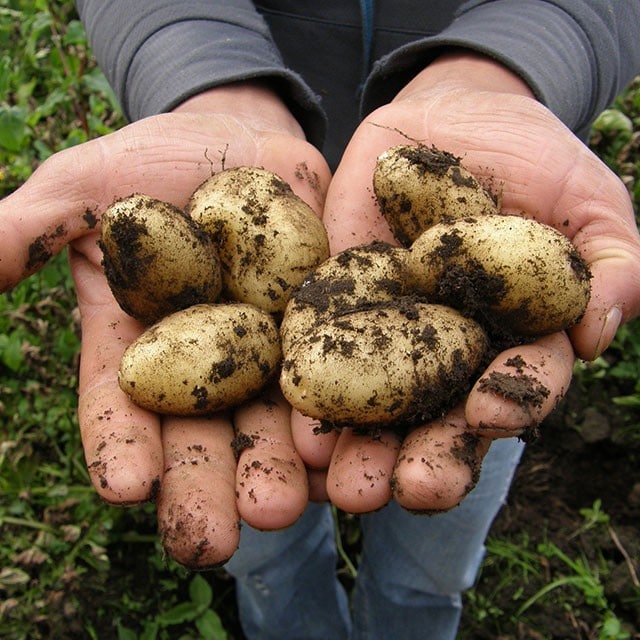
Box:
[74,0,326,146]
[362,0,640,139]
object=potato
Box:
[186,167,330,314]
[119,303,281,415]
[100,194,222,325]
[280,299,488,429]
[280,242,410,352]
[373,144,498,246]
[408,214,591,336]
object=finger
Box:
[326,428,401,513]
[157,415,240,569]
[71,244,164,504]
[568,192,640,359]
[323,126,399,252]
[465,332,574,437]
[233,388,309,530]
[290,408,340,470]
[307,467,330,502]
[0,123,206,289]
[392,407,492,512]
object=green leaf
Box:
[195,609,228,640]
[62,20,87,46]
[82,67,123,115]
[140,621,160,640]
[592,108,633,134]
[0,332,25,372]
[116,625,138,640]
[157,601,200,626]
[189,573,213,608]
[0,105,30,152]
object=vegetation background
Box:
[0,2,638,639]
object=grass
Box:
[0,1,639,639]
[463,501,639,640]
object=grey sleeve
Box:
[75,0,326,146]
[362,0,640,139]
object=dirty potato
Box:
[100,194,222,325]
[373,144,498,246]
[186,167,330,313]
[280,299,488,430]
[280,242,410,352]
[408,215,591,336]
[119,303,281,415]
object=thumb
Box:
[0,140,106,290]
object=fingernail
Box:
[593,305,623,359]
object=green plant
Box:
[590,76,640,211]
[116,574,229,640]
[0,0,123,197]
[463,501,636,640]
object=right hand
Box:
[0,82,331,568]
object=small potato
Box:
[408,215,591,336]
[100,194,222,324]
[119,303,281,415]
[280,242,410,352]
[280,299,488,429]
[373,144,498,246]
[187,167,330,314]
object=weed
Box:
[116,574,229,640]
[0,0,123,197]
[463,502,638,640]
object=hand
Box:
[0,82,331,567]
[293,52,640,513]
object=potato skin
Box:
[408,215,592,336]
[280,242,410,353]
[119,303,281,415]
[280,299,488,429]
[100,194,222,325]
[186,167,330,314]
[374,144,498,246]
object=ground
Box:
[459,371,640,639]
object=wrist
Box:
[395,50,535,102]
[171,80,305,139]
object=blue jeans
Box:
[225,437,525,640]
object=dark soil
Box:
[459,373,640,639]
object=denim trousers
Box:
[224,437,525,640]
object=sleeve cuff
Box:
[361,0,639,138]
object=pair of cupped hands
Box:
[2,53,639,568]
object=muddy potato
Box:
[119,303,281,415]
[100,194,222,324]
[280,242,410,352]
[186,167,330,314]
[280,299,488,429]
[373,144,498,246]
[408,215,591,336]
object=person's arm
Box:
[75,0,326,145]
[362,0,640,141]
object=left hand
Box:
[293,51,640,513]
